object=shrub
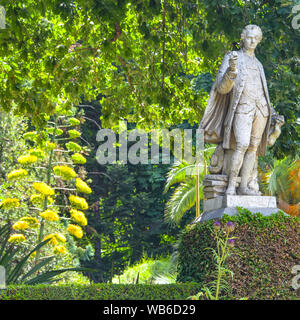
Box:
[177,209,300,300]
[0,283,201,300]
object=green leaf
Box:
[6,239,51,284]
[0,246,19,268]
[0,225,10,260]
[19,256,55,283]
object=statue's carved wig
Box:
[240,25,263,46]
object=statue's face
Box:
[243,30,261,51]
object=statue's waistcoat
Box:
[222,50,271,155]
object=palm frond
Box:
[163,145,214,224]
[164,178,203,225]
[164,161,200,193]
[263,157,297,201]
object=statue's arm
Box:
[215,52,237,95]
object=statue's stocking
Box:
[239,150,256,190]
[226,149,245,194]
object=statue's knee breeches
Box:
[233,111,254,153]
[235,142,249,153]
[248,107,268,152]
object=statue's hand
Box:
[267,114,285,147]
[228,51,238,73]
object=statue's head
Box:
[241,25,262,51]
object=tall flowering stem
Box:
[188,221,237,301]
[213,221,236,300]
[35,116,58,263]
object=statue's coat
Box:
[200,50,273,156]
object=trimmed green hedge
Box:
[0,283,201,300]
[177,209,300,300]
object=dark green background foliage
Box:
[78,101,195,282]
[177,210,300,300]
[0,283,200,300]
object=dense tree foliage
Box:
[1,0,299,156]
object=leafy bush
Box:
[177,209,300,300]
[0,283,201,300]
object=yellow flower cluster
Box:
[30,194,54,206]
[12,220,29,231]
[68,129,81,139]
[55,233,67,243]
[33,182,55,196]
[53,165,77,180]
[69,195,89,210]
[43,233,66,246]
[70,209,88,226]
[46,127,63,136]
[20,216,40,228]
[72,153,86,164]
[40,209,60,222]
[8,234,26,243]
[45,141,56,151]
[0,198,20,210]
[65,142,81,152]
[7,169,28,181]
[17,154,38,165]
[67,224,83,239]
[75,178,92,194]
[53,245,67,255]
[69,118,81,126]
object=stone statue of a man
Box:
[200,25,283,196]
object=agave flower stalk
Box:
[35,116,58,263]
[4,109,92,277]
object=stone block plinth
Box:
[194,195,281,223]
[203,174,240,199]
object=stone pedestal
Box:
[203,174,241,199]
[195,194,281,223]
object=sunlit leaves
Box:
[0,0,298,156]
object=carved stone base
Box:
[194,195,283,223]
[203,174,240,199]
